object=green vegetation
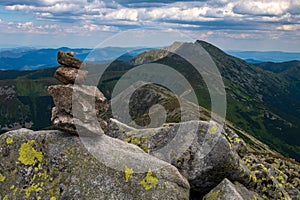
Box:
[0,68,58,133]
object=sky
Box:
[0,0,299,51]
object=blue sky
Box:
[0,0,299,51]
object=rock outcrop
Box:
[106,119,250,195]
[0,129,189,200]
[203,178,262,200]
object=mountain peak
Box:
[163,41,184,52]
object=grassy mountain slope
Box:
[254,60,300,73]
[105,41,300,161]
[0,68,58,133]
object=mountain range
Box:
[0,47,155,70]
[227,50,300,64]
[0,41,299,162]
[1,46,299,70]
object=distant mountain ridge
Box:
[0,47,155,70]
[254,60,300,73]
[1,46,299,71]
[227,50,300,63]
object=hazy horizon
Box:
[1,45,300,54]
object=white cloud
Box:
[0,19,118,36]
[276,24,300,31]
[1,0,300,45]
[6,3,81,13]
[233,0,290,16]
[105,8,140,21]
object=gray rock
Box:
[0,128,190,200]
[51,107,107,136]
[48,84,108,116]
[106,119,250,194]
[54,66,87,85]
[57,51,85,69]
[203,178,262,200]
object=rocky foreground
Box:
[0,52,299,200]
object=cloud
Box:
[233,0,290,16]
[0,19,118,36]
[276,24,300,31]
[110,0,207,8]
[1,0,299,46]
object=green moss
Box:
[140,169,159,190]
[0,173,6,182]
[3,195,9,200]
[18,140,43,165]
[206,190,220,200]
[125,166,134,182]
[6,137,14,144]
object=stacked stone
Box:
[48,51,108,136]
[55,51,87,85]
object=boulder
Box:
[54,66,87,85]
[57,51,85,69]
[0,129,190,200]
[106,119,250,194]
[203,178,262,200]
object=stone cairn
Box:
[48,51,109,136]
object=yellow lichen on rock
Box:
[3,195,9,200]
[23,183,43,198]
[125,166,134,182]
[18,140,43,165]
[140,169,159,190]
[0,173,6,182]
[208,126,217,134]
[206,190,220,200]
[234,137,241,143]
[50,197,57,200]
[124,136,149,153]
[6,137,14,144]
